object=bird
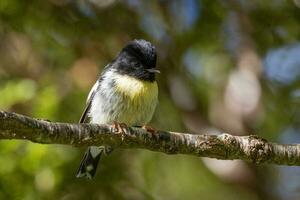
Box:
[76,39,159,179]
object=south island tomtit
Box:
[76,39,159,179]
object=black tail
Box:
[76,146,103,179]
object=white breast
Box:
[88,71,158,126]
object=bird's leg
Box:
[142,125,157,134]
[134,125,158,135]
[112,121,128,141]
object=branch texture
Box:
[0,111,299,166]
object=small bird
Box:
[76,39,159,179]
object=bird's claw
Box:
[112,121,128,141]
[142,125,158,136]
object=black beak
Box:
[146,68,160,74]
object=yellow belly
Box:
[114,74,158,125]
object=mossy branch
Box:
[0,111,299,165]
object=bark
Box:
[0,111,299,165]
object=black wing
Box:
[78,64,111,123]
[79,80,99,123]
[79,101,92,123]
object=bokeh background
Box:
[0,0,300,199]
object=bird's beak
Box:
[146,68,161,74]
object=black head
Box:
[113,39,159,82]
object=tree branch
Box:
[0,111,299,166]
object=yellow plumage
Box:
[113,74,158,125]
[115,74,158,100]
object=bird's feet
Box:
[112,121,128,141]
[141,125,157,134]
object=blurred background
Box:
[0,0,300,199]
